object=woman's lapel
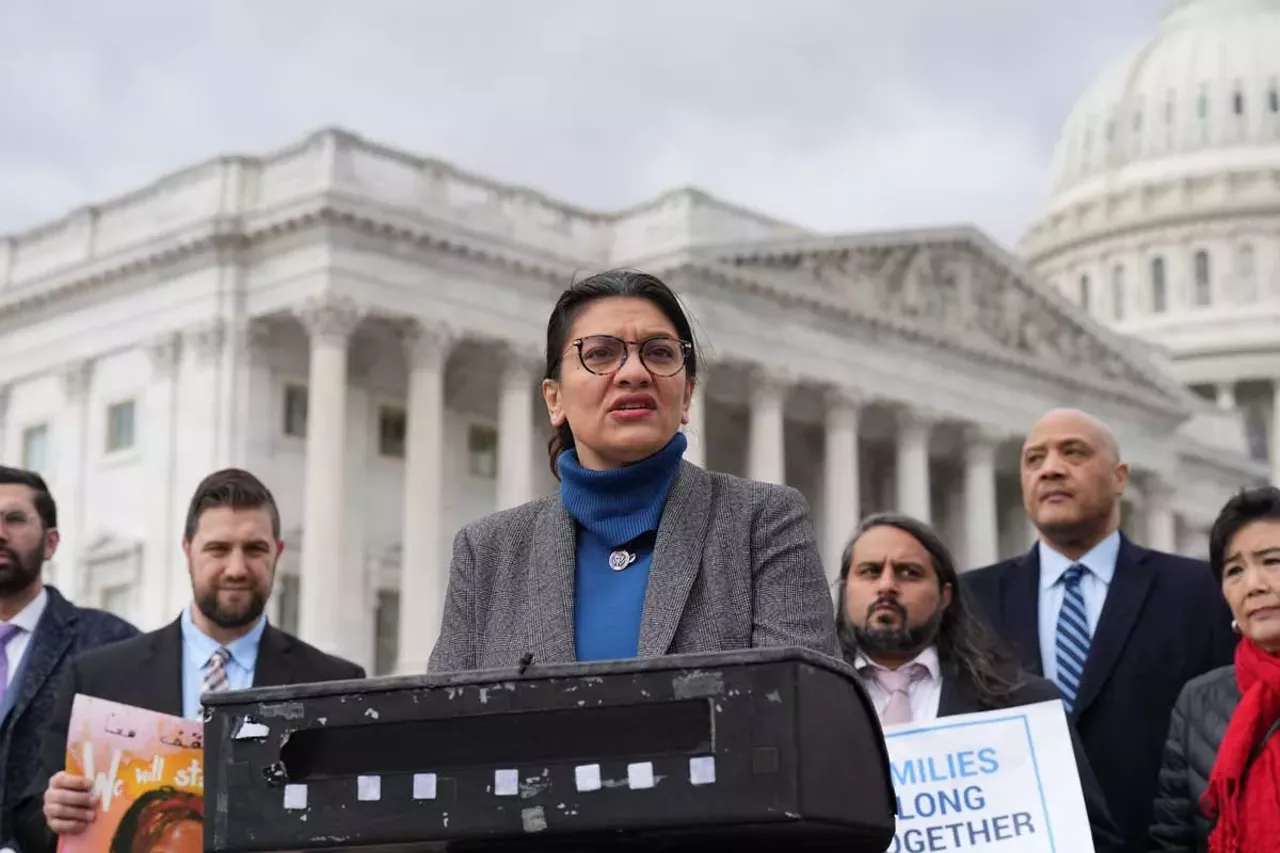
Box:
[637,461,713,657]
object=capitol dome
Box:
[1022,0,1280,484]
[1046,0,1280,205]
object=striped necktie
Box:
[1054,564,1092,713]
[202,647,232,695]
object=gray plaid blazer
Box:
[426,460,839,673]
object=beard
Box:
[840,596,943,659]
[0,541,45,597]
[194,583,268,630]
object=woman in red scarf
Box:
[1149,486,1280,852]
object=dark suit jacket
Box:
[938,663,1124,853]
[428,460,838,672]
[0,585,138,849]
[963,534,1236,852]
[11,617,366,853]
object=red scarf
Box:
[1200,637,1280,853]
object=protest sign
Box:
[881,699,1093,852]
[60,694,204,853]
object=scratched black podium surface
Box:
[202,647,895,852]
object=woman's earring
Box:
[1231,619,1240,633]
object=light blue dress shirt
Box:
[179,605,266,719]
[1037,530,1120,683]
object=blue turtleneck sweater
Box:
[557,432,687,661]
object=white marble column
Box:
[55,360,93,599]
[1272,380,1280,486]
[166,320,227,616]
[0,385,10,466]
[963,426,1002,568]
[497,343,539,511]
[142,332,182,630]
[296,295,362,657]
[895,408,934,523]
[683,377,708,468]
[1146,476,1178,554]
[395,320,454,674]
[823,388,862,586]
[1216,382,1236,411]
[748,368,787,484]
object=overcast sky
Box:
[0,0,1170,249]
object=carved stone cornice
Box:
[824,385,869,413]
[297,294,363,346]
[894,405,942,434]
[396,318,456,371]
[61,359,94,401]
[499,340,545,387]
[963,423,1008,450]
[145,331,182,379]
[0,189,572,333]
[247,319,277,362]
[747,366,793,399]
[186,317,226,365]
[0,225,246,325]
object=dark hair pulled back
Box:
[543,269,699,478]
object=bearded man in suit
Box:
[0,467,139,853]
[837,511,1122,853]
[13,468,366,853]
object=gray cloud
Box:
[0,0,1169,248]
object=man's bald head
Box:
[1025,408,1122,464]
[1020,407,1129,557]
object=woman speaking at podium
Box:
[427,270,837,672]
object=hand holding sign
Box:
[881,700,1094,853]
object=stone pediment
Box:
[689,227,1192,412]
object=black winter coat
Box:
[1148,666,1239,852]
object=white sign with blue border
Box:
[881,699,1094,852]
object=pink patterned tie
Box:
[871,663,926,725]
[0,623,22,708]
[202,647,231,694]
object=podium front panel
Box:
[202,648,894,852]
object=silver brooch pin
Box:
[608,549,637,572]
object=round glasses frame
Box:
[570,334,693,377]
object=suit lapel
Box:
[149,620,185,718]
[253,625,295,687]
[1072,534,1153,717]
[1001,548,1044,676]
[6,587,77,727]
[527,499,578,664]
[936,663,983,717]
[637,462,713,657]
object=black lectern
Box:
[202,647,894,852]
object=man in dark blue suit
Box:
[964,408,1237,853]
[0,467,138,852]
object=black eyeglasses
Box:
[571,334,692,377]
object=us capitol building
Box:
[0,0,1275,674]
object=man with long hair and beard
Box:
[0,467,138,851]
[14,468,365,853]
[837,512,1123,852]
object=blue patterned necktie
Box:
[1054,564,1091,713]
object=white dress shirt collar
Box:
[1038,529,1121,589]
